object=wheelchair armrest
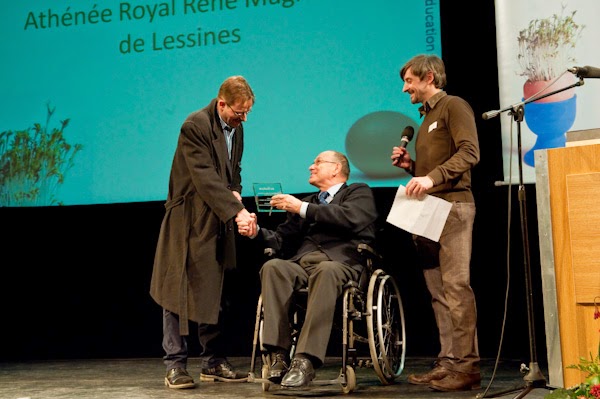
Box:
[266,244,381,262]
[357,243,383,262]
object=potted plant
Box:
[543,352,600,399]
[544,299,600,399]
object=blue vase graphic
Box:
[523,94,577,167]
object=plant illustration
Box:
[516,5,585,167]
[0,103,83,206]
[517,6,585,81]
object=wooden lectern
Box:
[535,143,600,388]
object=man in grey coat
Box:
[150,76,257,389]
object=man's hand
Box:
[270,194,301,214]
[405,176,434,198]
[391,146,411,169]
[232,191,243,202]
[236,208,257,237]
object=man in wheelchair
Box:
[237,150,378,388]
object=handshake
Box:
[235,193,302,238]
[236,210,257,238]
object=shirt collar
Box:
[419,90,446,117]
[323,183,344,198]
[219,117,234,132]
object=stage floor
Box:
[1,357,554,399]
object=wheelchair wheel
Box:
[366,269,406,384]
[341,365,356,394]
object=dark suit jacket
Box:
[259,182,378,273]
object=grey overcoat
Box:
[150,99,245,335]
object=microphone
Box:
[568,65,600,79]
[400,126,415,148]
[482,110,500,120]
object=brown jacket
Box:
[150,99,245,335]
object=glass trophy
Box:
[253,183,283,214]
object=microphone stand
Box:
[483,77,584,119]
[477,76,584,399]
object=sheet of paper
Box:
[386,185,452,242]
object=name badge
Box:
[428,121,437,133]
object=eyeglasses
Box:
[313,159,339,166]
[227,103,251,117]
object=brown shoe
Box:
[407,366,450,385]
[429,371,481,391]
[164,367,195,389]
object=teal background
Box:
[1,0,441,205]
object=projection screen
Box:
[1,1,441,206]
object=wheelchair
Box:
[247,243,406,393]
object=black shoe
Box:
[164,367,195,389]
[200,361,248,382]
[280,356,315,388]
[268,351,290,383]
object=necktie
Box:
[318,191,329,205]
